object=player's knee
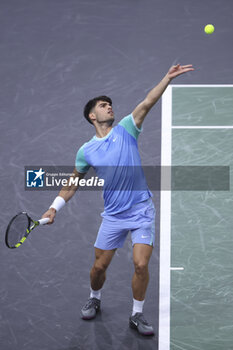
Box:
[134,261,148,276]
[93,261,108,275]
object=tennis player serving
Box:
[42,64,194,336]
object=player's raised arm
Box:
[41,168,87,224]
[132,64,194,128]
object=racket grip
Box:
[38,218,50,225]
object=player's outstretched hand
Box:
[41,208,56,224]
[167,64,194,80]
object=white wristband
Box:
[49,196,66,212]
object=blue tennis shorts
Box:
[94,198,156,250]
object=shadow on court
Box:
[62,312,157,350]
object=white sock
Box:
[90,287,101,300]
[132,298,145,316]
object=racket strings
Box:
[6,213,29,247]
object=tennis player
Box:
[42,64,194,336]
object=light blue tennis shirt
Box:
[75,114,152,215]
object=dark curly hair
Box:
[83,96,112,124]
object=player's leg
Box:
[129,243,155,335]
[90,247,116,291]
[81,247,116,320]
[81,213,128,321]
[129,198,156,335]
[89,214,128,292]
[131,243,153,301]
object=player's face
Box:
[92,101,114,124]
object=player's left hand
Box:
[167,64,194,80]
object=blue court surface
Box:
[0,1,233,350]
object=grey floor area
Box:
[0,1,232,349]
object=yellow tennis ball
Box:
[204,24,215,34]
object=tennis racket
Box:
[5,212,49,249]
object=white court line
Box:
[170,267,184,271]
[159,85,172,350]
[169,84,233,87]
[172,126,233,129]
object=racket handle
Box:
[38,218,50,225]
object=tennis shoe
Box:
[81,297,101,320]
[129,312,154,336]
